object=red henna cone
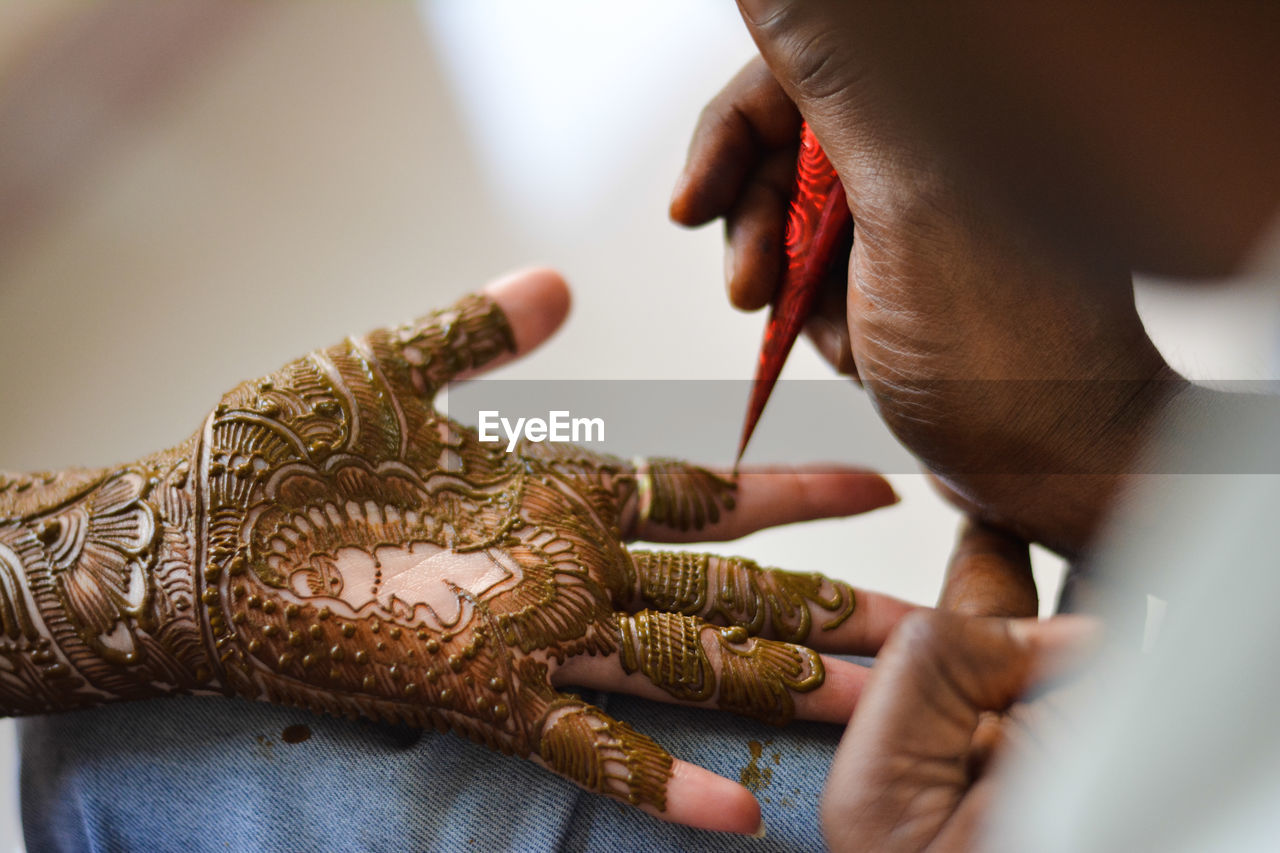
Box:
[736,123,853,470]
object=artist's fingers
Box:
[454,267,572,380]
[556,612,868,725]
[671,57,800,228]
[624,459,898,543]
[820,609,1098,847]
[627,549,920,654]
[533,696,763,834]
[723,149,798,311]
[938,519,1038,619]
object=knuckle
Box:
[739,0,796,30]
[789,39,840,103]
[695,90,749,148]
[693,97,726,137]
[779,26,857,107]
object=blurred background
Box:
[0,2,1276,850]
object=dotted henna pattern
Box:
[0,291,856,813]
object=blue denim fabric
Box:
[18,662,867,852]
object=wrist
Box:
[959,365,1190,558]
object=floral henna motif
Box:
[0,290,853,813]
[0,449,207,713]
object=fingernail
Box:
[866,475,900,510]
[724,245,737,290]
[752,819,768,839]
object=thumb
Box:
[874,612,1097,724]
[733,0,936,211]
[735,0,859,107]
[734,2,870,159]
[449,267,572,381]
[938,520,1039,619]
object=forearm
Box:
[0,438,214,715]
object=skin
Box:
[673,56,1185,559]
[0,268,921,836]
[673,0,1279,847]
[821,534,1098,851]
[726,0,1280,280]
[674,2,1279,559]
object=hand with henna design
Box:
[0,269,915,835]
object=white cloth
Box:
[993,369,1280,850]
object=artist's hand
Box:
[820,520,1095,851]
[0,269,914,835]
[672,53,1184,558]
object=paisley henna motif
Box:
[0,290,852,812]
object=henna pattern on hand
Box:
[634,458,736,532]
[629,550,855,643]
[0,291,856,811]
[0,450,207,712]
[613,610,824,724]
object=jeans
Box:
[18,666,860,852]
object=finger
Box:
[625,459,898,543]
[723,148,798,311]
[354,269,570,399]
[1008,614,1102,681]
[967,683,1071,778]
[932,771,1001,852]
[820,611,1037,839]
[733,0,867,185]
[670,57,800,227]
[872,612,1092,725]
[559,641,869,728]
[626,549,919,654]
[967,711,1007,778]
[869,615,1097,759]
[533,695,763,834]
[453,267,572,380]
[938,519,1038,618]
[822,612,1096,846]
[661,754,764,836]
[556,611,870,726]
